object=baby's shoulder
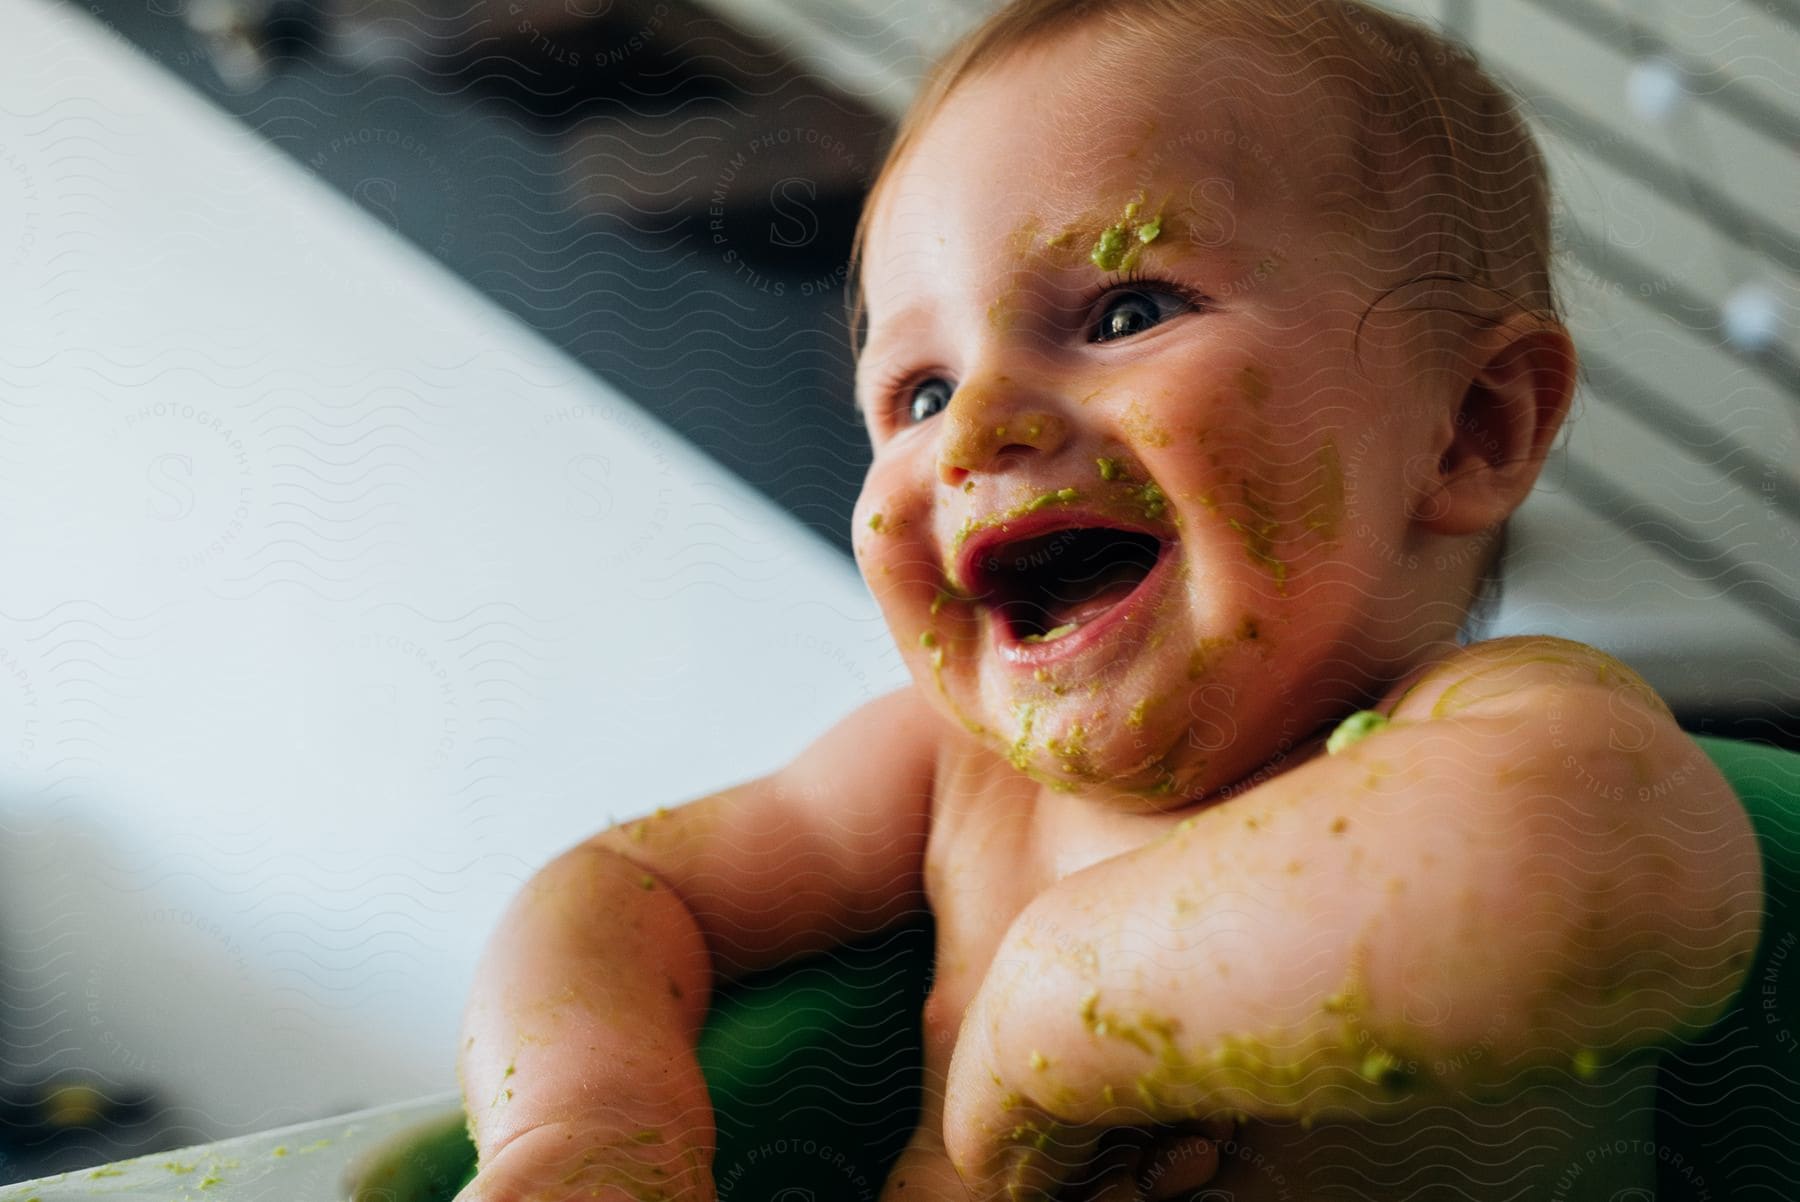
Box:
[808,684,949,794]
[1380,634,1667,722]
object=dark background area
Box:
[71,0,884,560]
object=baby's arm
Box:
[942,636,1763,1197]
[457,689,938,1201]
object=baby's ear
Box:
[1413,312,1577,536]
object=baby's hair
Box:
[847,0,1562,352]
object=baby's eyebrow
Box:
[856,307,926,381]
[991,190,1251,286]
[852,196,1264,386]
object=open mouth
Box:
[967,526,1167,645]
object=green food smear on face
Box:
[1008,702,1038,772]
[1228,514,1286,589]
[1326,710,1390,755]
[1239,363,1272,405]
[1089,194,1164,272]
[918,631,938,649]
[867,512,886,533]
[1304,437,1346,540]
[1046,722,1093,778]
[1091,226,1129,270]
[951,488,1082,557]
[1089,457,1166,519]
[1028,486,1080,512]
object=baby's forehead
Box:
[861,52,1366,320]
[1037,28,1360,196]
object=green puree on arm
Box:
[1326,710,1389,755]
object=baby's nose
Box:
[935,381,1068,487]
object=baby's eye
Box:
[907,376,955,424]
[1091,289,1191,343]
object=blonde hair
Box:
[848,0,1560,348]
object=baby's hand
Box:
[942,947,1235,1202]
[454,1117,715,1202]
[1060,1123,1238,1201]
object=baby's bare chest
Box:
[918,804,1035,1071]
[876,802,1035,1200]
[915,764,1191,1051]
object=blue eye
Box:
[1092,289,1190,342]
[908,376,954,423]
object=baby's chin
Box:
[963,667,1313,809]
[985,688,1213,804]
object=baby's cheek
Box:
[1191,419,1350,596]
[851,469,920,576]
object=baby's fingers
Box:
[453,1121,714,1202]
[1057,1127,1145,1202]
[1134,1136,1217,1200]
[1135,1120,1235,1201]
[1001,1121,1109,1202]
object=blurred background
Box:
[0,0,1794,1184]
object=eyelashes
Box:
[862,274,1214,429]
[1089,267,1212,332]
[864,361,939,431]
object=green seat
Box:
[442,737,1799,1199]
[689,916,934,1197]
[1652,737,1800,1199]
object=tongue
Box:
[1042,578,1142,630]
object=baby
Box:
[456,1,1764,1198]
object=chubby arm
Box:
[457,688,938,1199]
[943,637,1762,1188]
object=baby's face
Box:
[852,32,1459,805]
